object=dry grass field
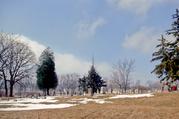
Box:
[1,93,179,119]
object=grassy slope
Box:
[0,93,179,119]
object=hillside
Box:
[1,93,179,119]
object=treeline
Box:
[0,34,159,97]
[1,9,178,97]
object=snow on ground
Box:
[0,103,76,111]
[68,93,154,104]
[0,96,58,104]
[0,96,76,111]
[69,98,112,104]
[0,93,154,111]
[109,93,154,99]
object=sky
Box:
[0,0,179,84]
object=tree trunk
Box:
[3,70,8,97]
[111,88,113,94]
[98,88,101,94]
[4,79,8,97]
[124,87,127,94]
[47,88,50,96]
[91,88,94,96]
[9,83,14,97]
[43,89,46,97]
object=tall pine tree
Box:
[87,65,106,96]
[36,48,58,96]
[166,9,179,81]
[152,9,179,89]
[79,58,106,96]
[151,35,171,82]
[78,76,88,95]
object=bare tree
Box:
[8,39,36,97]
[58,73,80,96]
[113,59,135,93]
[105,78,116,94]
[0,33,14,96]
[0,33,36,97]
[111,71,121,93]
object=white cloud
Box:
[107,0,174,15]
[17,35,112,77]
[122,27,159,53]
[16,36,46,58]
[55,53,112,77]
[122,26,178,53]
[77,17,106,40]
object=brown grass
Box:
[1,92,179,119]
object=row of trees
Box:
[0,33,58,97]
[4,11,176,96]
[151,9,179,91]
[58,73,80,96]
[0,33,138,97]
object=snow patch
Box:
[70,98,112,104]
[0,96,58,104]
[0,103,76,111]
[0,94,154,111]
[0,96,76,111]
[109,93,154,99]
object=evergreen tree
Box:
[87,65,106,96]
[151,35,171,82]
[36,48,58,96]
[78,76,88,95]
[166,9,179,81]
[152,9,179,88]
[78,59,106,96]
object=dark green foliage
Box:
[79,65,106,96]
[78,76,88,94]
[36,48,58,95]
[151,36,171,81]
[166,9,179,81]
[152,9,179,84]
[87,65,106,95]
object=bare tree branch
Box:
[112,59,135,93]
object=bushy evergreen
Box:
[79,64,106,96]
[36,48,58,95]
[87,65,106,95]
[78,76,88,95]
[152,9,179,85]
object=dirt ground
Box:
[1,93,179,119]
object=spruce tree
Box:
[87,65,106,96]
[166,9,179,81]
[151,35,171,82]
[152,9,179,89]
[78,76,88,95]
[36,48,58,96]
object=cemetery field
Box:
[0,93,179,119]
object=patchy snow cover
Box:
[0,96,76,111]
[0,103,76,111]
[0,96,58,104]
[0,94,154,111]
[109,93,154,99]
[69,98,112,104]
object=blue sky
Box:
[1,0,179,83]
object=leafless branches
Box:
[58,73,80,96]
[0,32,36,97]
[112,59,135,93]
